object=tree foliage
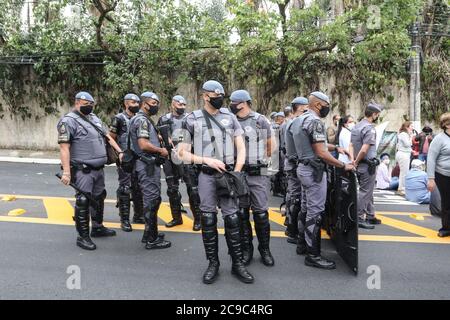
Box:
[0,0,447,121]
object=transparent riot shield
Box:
[324,167,358,275]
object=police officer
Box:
[291,91,354,269]
[158,95,202,231]
[271,112,286,197]
[284,97,309,245]
[178,80,254,284]
[229,89,275,267]
[350,103,384,229]
[109,93,144,232]
[128,91,171,249]
[58,91,123,250]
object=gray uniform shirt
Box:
[109,111,132,151]
[128,110,161,158]
[284,118,297,171]
[158,112,187,145]
[427,132,450,178]
[237,111,272,165]
[291,110,327,161]
[183,108,244,165]
[351,118,377,160]
[57,111,107,167]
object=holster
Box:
[139,155,156,176]
[361,158,380,175]
[301,159,326,183]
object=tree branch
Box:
[91,0,121,63]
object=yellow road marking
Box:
[377,214,439,239]
[42,198,74,223]
[268,209,286,226]
[2,195,17,202]
[1,215,449,243]
[410,213,425,221]
[8,209,26,216]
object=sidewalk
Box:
[0,149,60,164]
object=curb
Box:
[0,157,61,164]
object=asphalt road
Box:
[0,162,449,300]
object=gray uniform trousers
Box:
[198,172,240,217]
[134,160,162,208]
[357,164,376,219]
[297,164,327,253]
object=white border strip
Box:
[0,157,60,164]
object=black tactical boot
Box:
[297,208,307,255]
[117,187,132,232]
[91,191,116,238]
[366,216,382,225]
[131,190,145,224]
[254,211,275,266]
[74,194,96,250]
[286,198,300,244]
[201,212,220,284]
[304,217,335,270]
[358,218,375,229]
[239,208,254,265]
[165,190,183,227]
[224,213,254,284]
[189,194,202,232]
[144,199,171,250]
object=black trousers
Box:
[435,172,450,230]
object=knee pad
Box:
[201,212,217,228]
[187,186,201,202]
[167,187,181,200]
[224,213,240,229]
[75,193,89,208]
[253,211,268,223]
[117,185,131,195]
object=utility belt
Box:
[297,158,326,183]
[139,154,165,176]
[360,158,380,175]
[242,163,267,176]
[69,162,104,174]
[201,164,235,175]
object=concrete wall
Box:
[0,75,419,151]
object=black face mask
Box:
[145,103,159,116]
[229,103,241,115]
[129,106,140,114]
[80,105,93,115]
[175,108,185,116]
[208,96,224,109]
[319,105,330,118]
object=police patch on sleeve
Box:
[137,119,150,139]
[57,123,70,144]
[311,120,326,143]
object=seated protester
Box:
[405,159,430,204]
[376,153,391,189]
[376,153,399,190]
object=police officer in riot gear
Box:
[350,103,384,229]
[284,97,308,246]
[158,95,202,231]
[291,91,354,269]
[109,93,144,232]
[58,91,123,250]
[271,112,286,197]
[128,91,171,249]
[229,89,275,267]
[178,80,254,284]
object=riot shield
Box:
[324,167,358,275]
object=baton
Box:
[55,173,100,211]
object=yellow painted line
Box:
[410,213,425,221]
[1,216,450,244]
[377,214,439,239]
[42,198,74,223]
[268,209,286,226]
[2,195,17,202]
[376,211,431,217]
[8,209,26,216]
